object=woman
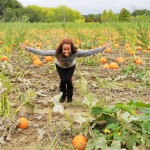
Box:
[20,39,107,103]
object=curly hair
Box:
[55,39,78,65]
[56,39,77,55]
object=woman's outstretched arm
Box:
[76,45,106,57]
[20,44,56,56]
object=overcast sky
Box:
[17,0,150,15]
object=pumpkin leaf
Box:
[126,133,136,150]
[73,113,86,124]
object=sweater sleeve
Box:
[25,47,56,56]
[76,47,105,57]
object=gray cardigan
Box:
[25,46,105,68]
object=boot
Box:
[66,82,73,103]
[59,82,66,103]
[67,96,72,103]
[59,93,66,103]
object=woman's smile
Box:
[62,44,71,57]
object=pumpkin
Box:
[0,41,3,44]
[135,59,142,65]
[36,42,42,47]
[147,46,150,50]
[1,55,8,61]
[33,59,43,66]
[72,135,87,150]
[136,46,142,51]
[103,64,110,69]
[114,44,119,48]
[32,55,39,61]
[125,43,130,48]
[44,56,53,62]
[105,48,112,53]
[100,57,107,63]
[116,57,126,63]
[18,117,28,129]
[136,40,142,45]
[110,62,119,69]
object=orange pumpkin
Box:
[147,46,150,50]
[72,135,87,150]
[136,40,142,45]
[136,46,142,51]
[143,50,148,53]
[18,117,28,129]
[0,41,4,44]
[114,44,119,48]
[32,55,39,61]
[135,59,142,65]
[110,62,119,69]
[116,57,126,63]
[105,48,112,53]
[36,42,42,47]
[33,59,43,66]
[1,55,8,61]
[100,57,107,63]
[44,56,53,62]
[129,51,136,56]
[103,64,110,69]
[125,43,130,48]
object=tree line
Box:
[0,0,150,22]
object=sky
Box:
[17,0,150,15]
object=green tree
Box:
[0,0,22,16]
[118,8,130,22]
[133,9,150,17]
[101,10,109,22]
[22,5,83,22]
[54,5,83,22]
[3,7,16,21]
[24,6,45,22]
[108,10,115,21]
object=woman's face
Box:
[62,44,71,57]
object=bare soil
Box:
[1,54,150,150]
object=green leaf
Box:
[128,100,150,108]
[98,114,117,125]
[97,137,108,150]
[26,89,36,100]
[146,138,150,147]
[138,108,150,114]
[85,138,97,150]
[126,133,136,150]
[24,101,34,113]
[114,128,127,142]
[91,107,104,115]
[73,113,86,124]
[141,133,150,146]
[142,121,150,134]
[82,93,98,107]
[139,114,150,121]
[106,122,120,130]
[109,141,122,150]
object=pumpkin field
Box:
[0,22,150,150]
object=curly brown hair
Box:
[55,39,78,65]
[56,39,77,55]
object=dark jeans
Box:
[56,64,75,99]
